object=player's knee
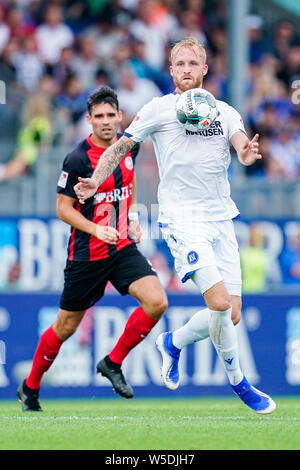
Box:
[209,297,231,313]
[145,293,168,319]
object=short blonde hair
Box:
[170,37,206,66]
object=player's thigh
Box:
[160,221,218,284]
[214,220,242,297]
[128,275,168,319]
[60,260,109,312]
[109,244,156,296]
[53,308,86,341]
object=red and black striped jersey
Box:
[57,134,140,261]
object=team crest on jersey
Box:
[57,170,69,188]
[125,156,133,170]
[187,251,199,265]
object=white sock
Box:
[209,307,243,386]
[172,308,211,349]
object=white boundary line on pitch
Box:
[1,415,300,421]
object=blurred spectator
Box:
[175,9,207,45]
[116,65,162,128]
[85,17,128,63]
[246,14,267,65]
[183,0,207,30]
[271,20,296,61]
[35,4,74,68]
[12,34,44,92]
[0,92,52,182]
[268,125,300,181]
[54,74,89,124]
[65,0,89,34]
[240,224,268,293]
[6,4,35,39]
[276,45,300,89]
[246,67,290,117]
[104,40,132,88]
[129,37,165,91]
[129,0,169,70]
[52,46,75,89]
[72,35,99,91]
[206,24,226,56]
[281,231,300,284]
[0,38,18,86]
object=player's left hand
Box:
[129,220,142,243]
[240,133,262,165]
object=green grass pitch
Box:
[0,396,299,450]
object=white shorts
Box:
[160,219,242,296]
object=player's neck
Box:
[90,133,117,148]
[175,82,203,94]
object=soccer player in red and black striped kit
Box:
[17,87,168,411]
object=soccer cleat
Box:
[231,376,276,414]
[96,357,134,399]
[156,332,181,390]
[17,380,43,412]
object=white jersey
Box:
[124,92,246,223]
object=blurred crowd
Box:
[0,0,300,292]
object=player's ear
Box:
[118,110,123,122]
[169,65,174,77]
[86,113,92,124]
[203,64,208,77]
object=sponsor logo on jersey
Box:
[94,184,133,204]
[187,251,199,265]
[57,171,69,188]
[186,120,224,137]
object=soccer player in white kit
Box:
[74,38,276,414]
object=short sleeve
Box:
[124,98,161,142]
[56,153,82,199]
[227,105,247,140]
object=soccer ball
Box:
[175,88,218,131]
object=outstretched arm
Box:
[74,135,135,204]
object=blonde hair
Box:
[170,37,206,66]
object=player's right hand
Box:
[95,225,120,245]
[74,177,98,204]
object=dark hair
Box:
[87,86,119,114]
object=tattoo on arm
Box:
[93,136,134,185]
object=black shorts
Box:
[59,244,157,311]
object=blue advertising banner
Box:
[0,293,300,399]
[1,216,300,292]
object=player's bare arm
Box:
[56,193,120,244]
[129,172,141,243]
[74,135,135,204]
[230,132,262,166]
